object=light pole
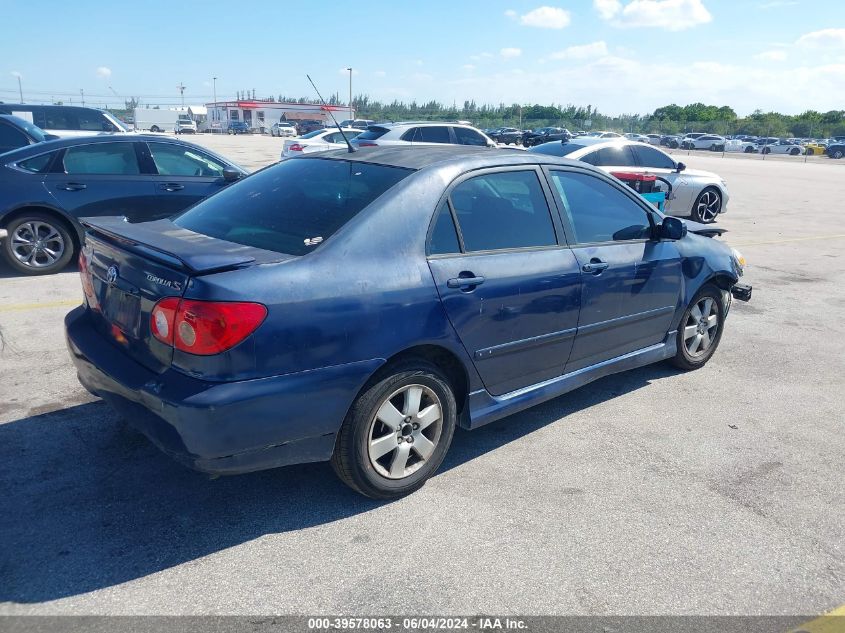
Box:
[346,67,353,120]
[12,72,23,103]
[80,88,85,107]
[212,77,218,130]
[177,82,186,107]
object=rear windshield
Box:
[300,129,325,139]
[173,158,413,256]
[529,142,587,157]
[355,126,389,141]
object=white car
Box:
[350,122,496,148]
[624,133,650,143]
[281,128,362,157]
[760,139,804,156]
[529,138,730,223]
[722,139,757,153]
[174,116,197,134]
[681,134,726,150]
[645,134,662,145]
[271,122,298,138]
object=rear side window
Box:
[549,171,652,244]
[529,142,586,157]
[44,108,73,130]
[62,142,141,175]
[355,126,389,141]
[405,127,451,143]
[582,145,636,166]
[428,202,460,255]
[174,158,412,256]
[449,171,556,252]
[634,146,676,169]
[17,153,55,173]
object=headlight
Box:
[731,248,746,276]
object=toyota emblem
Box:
[106,265,119,285]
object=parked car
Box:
[760,139,803,155]
[281,128,362,157]
[522,127,571,147]
[660,135,682,149]
[529,139,729,223]
[65,145,750,498]
[681,135,725,150]
[225,121,251,135]
[827,142,845,159]
[173,115,197,135]
[0,114,59,154]
[270,122,297,138]
[0,104,129,138]
[351,122,496,148]
[645,134,662,145]
[488,127,524,145]
[624,133,650,143]
[802,142,827,156]
[0,135,246,275]
[339,119,375,130]
[296,120,325,134]
[718,139,757,153]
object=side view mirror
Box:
[676,161,687,173]
[659,216,687,240]
[222,168,242,182]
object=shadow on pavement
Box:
[0,363,678,604]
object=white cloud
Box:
[96,66,112,79]
[758,0,797,7]
[462,64,476,71]
[796,28,845,49]
[500,47,522,59]
[598,0,712,31]
[517,6,571,29]
[470,52,494,61]
[594,0,621,19]
[374,70,386,77]
[504,9,517,18]
[548,41,609,60]
[11,70,22,78]
[754,50,787,61]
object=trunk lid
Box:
[80,216,291,373]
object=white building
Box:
[205,100,353,132]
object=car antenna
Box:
[306,74,355,153]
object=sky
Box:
[2,0,844,116]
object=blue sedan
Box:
[65,146,751,498]
[0,135,245,275]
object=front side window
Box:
[62,142,140,175]
[453,127,487,146]
[550,171,652,244]
[449,171,556,252]
[148,142,226,177]
[174,158,412,256]
[77,110,113,132]
[634,146,676,169]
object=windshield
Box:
[14,117,47,142]
[174,158,413,256]
[103,112,129,132]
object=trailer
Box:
[133,108,181,133]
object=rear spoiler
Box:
[81,216,259,274]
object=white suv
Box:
[350,122,496,149]
[174,116,197,134]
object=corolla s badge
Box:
[106,266,119,285]
[145,272,182,291]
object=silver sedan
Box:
[529,138,729,223]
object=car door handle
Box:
[159,183,185,192]
[582,260,609,274]
[56,182,87,191]
[447,275,485,289]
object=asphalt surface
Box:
[0,140,843,616]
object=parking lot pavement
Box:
[0,148,843,616]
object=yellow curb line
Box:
[789,604,845,633]
[0,299,80,313]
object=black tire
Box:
[1,212,75,275]
[762,147,771,154]
[832,150,844,159]
[670,284,725,370]
[744,146,754,153]
[710,144,717,151]
[150,125,160,133]
[331,360,457,499]
[691,187,722,223]
[228,129,234,135]
[790,148,800,156]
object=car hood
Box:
[680,167,721,180]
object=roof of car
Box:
[309,144,585,172]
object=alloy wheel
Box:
[683,297,719,358]
[11,221,66,269]
[367,384,443,480]
[695,190,721,222]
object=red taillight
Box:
[151,298,267,355]
[289,143,304,152]
[78,251,98,310]
[357,141,378,147]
